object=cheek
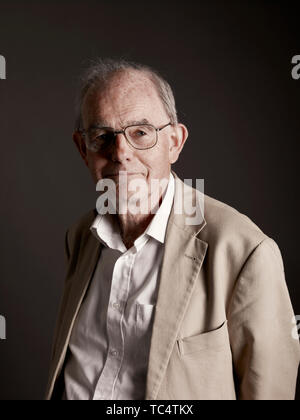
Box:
[148,140,170,166]
[141,147,170,177]
[87,153,107,178]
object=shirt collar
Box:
[90,172,175,251]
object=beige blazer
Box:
[46,171,300,400]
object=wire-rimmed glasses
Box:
[78,122,172,151]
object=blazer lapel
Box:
[145,173,208,400]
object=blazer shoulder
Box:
[201,194,268,248]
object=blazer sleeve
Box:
[49,229,71,358]
[228,237,300,400]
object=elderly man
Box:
[46,59,300,400]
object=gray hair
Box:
[75,58,178,129]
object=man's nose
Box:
[110,132,132,162]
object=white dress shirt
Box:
[63,173,175,400]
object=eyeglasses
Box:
[78,122,172,151]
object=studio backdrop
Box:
[0,0,299,400]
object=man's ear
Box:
[73,130,89,167]
[169,123,189,164]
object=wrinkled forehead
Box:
[82,70,167,127]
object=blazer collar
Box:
[169,169,206,235]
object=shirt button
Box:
[110,349,118,357]
[112,301,121,310]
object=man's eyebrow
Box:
[88,118,151,130]
[125,118,151,126]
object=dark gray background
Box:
[0,0,299,400]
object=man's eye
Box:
[96,134,109,141]
[93,132,115,144]
[134,130,147,137]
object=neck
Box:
[116,185,167,249]
[117,212,155,249]
[113,173,171,249]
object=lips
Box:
[105,172,142,177]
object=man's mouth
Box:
[105,172,143,177]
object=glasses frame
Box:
[78,121,172,151]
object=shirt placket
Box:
[93,251,135,400]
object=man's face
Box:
[74,70,187,210]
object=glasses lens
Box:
[86,128,114,152]
[126,125,156,149]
